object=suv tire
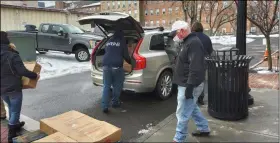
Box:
[75,48,90,62]
[155,70,173,100]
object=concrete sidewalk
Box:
[133,88,279,142]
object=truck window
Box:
[41,25,50,33]
[150,34,164,50]
[50,25,65,34]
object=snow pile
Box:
[249,106,264,111]
[247,34,279,38]
[210,35,255,45]
[138,123,153,135]
[36,52,91,80]
[253,67,279,74]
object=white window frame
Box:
[162,20,166,26]
[128,10,131,15]
[145,10,148,16]
[145,22,148,27]
[150,9,154,15]
[150,21,154,26]
[168,8,172,14]
[156,21,160,26]
[156,9,159,15]
[250,27,256,32]
[162,8,166,15]
[222,28,226,33]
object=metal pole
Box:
[236,0,254,105]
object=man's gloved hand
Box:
[185,84,194,99]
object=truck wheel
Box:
[155,70,173,100]
[75,48,90,62]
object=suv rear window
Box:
[150,34,164,50]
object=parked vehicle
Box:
[7,23,104,62]
[78,12,177,100]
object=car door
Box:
[49,25,70,52]
[37,24,54,50]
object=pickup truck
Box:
[7,23,104,62]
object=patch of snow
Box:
[138,123,153,135]
[260,129,278,136]
[246,34,279,38]
[249,106,264,111]
[273,122,278,125]
[121,110,127,113]
[36,52,91,80]
[220,126,225,129]
[210,35,255,45]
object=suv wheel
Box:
[75,48,90,62]
[155,70,173,100]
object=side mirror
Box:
[58,31,64,36]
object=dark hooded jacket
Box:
[102,30,131,67]
[1,44,37,94]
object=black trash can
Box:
[206,48,252,120]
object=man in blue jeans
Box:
[169,21,210,142]
[101,27,131,113]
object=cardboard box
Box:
[22,62,41,89]
[33,132,77,142]
[123,60,132,73]
[40,110,122,142]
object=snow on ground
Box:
[253,67,279,74]
[138,123,153,135]
[210,35,255,45]
[246,34,279,38]
[36,52,91,80]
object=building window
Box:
[145,10,148,16]
[112,1,115,9]
[168,8,172,14]
[129,10,131,15]
[214,3,218,9]
[205,3,210,10]
[222,28,226,33]
[223,1,228,8]
[162,20,166,26]
[162,8,166,15]
[175,7,179,14]
[150,21,154,26]
[250,27,256,32]
[122,1,125,8]
[128,1,131,6]
[134,0,137,6]
[118,1,120,8]
[156,9,159,15]
[156,21,159,26]
[212,28,216,33]
[206,16,210,23]
[134,10,138,17]
[150,9,154,15]
[145,22,148,27]
[107,2,110,10]
[198,4,201,9]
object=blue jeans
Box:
[173,83,210,142]
[102,67,124,109]
[1,92,23,125]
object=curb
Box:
[130,113,176,142]
[249,50,279,70]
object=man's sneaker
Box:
[103,108,109,113]
[192,130,210,137]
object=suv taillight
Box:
[133,39,146,70]
[91,40,102,64]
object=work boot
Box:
[0,116,6,120]
[14,121,25,130]
[8,125,18,143]
[197,95,205,105]
[192,130,210,137]
[102,108,109,114]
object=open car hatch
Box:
[78,12,144,37]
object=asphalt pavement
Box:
[21,71,177,141]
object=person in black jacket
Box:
[1,31,39,142]
[101,27,131,113]
[169,21,210,142]
[191,22,213,105]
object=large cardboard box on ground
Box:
[123,60,132,72]
[22,62,41,89]
[40,110,122,142]
[33,132,77,142]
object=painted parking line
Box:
[4,106,40,132]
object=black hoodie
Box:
[1,44,37,94]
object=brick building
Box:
[100,1,143,22]
[142,1,184,28]
[71,2,101,13]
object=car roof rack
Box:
[143,26,164,31]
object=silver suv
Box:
[78,12,177,100]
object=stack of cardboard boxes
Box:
[32,110,121,142]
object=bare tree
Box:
[204,1,236,36]
[247,0,279,70]
[171,1,205,25]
